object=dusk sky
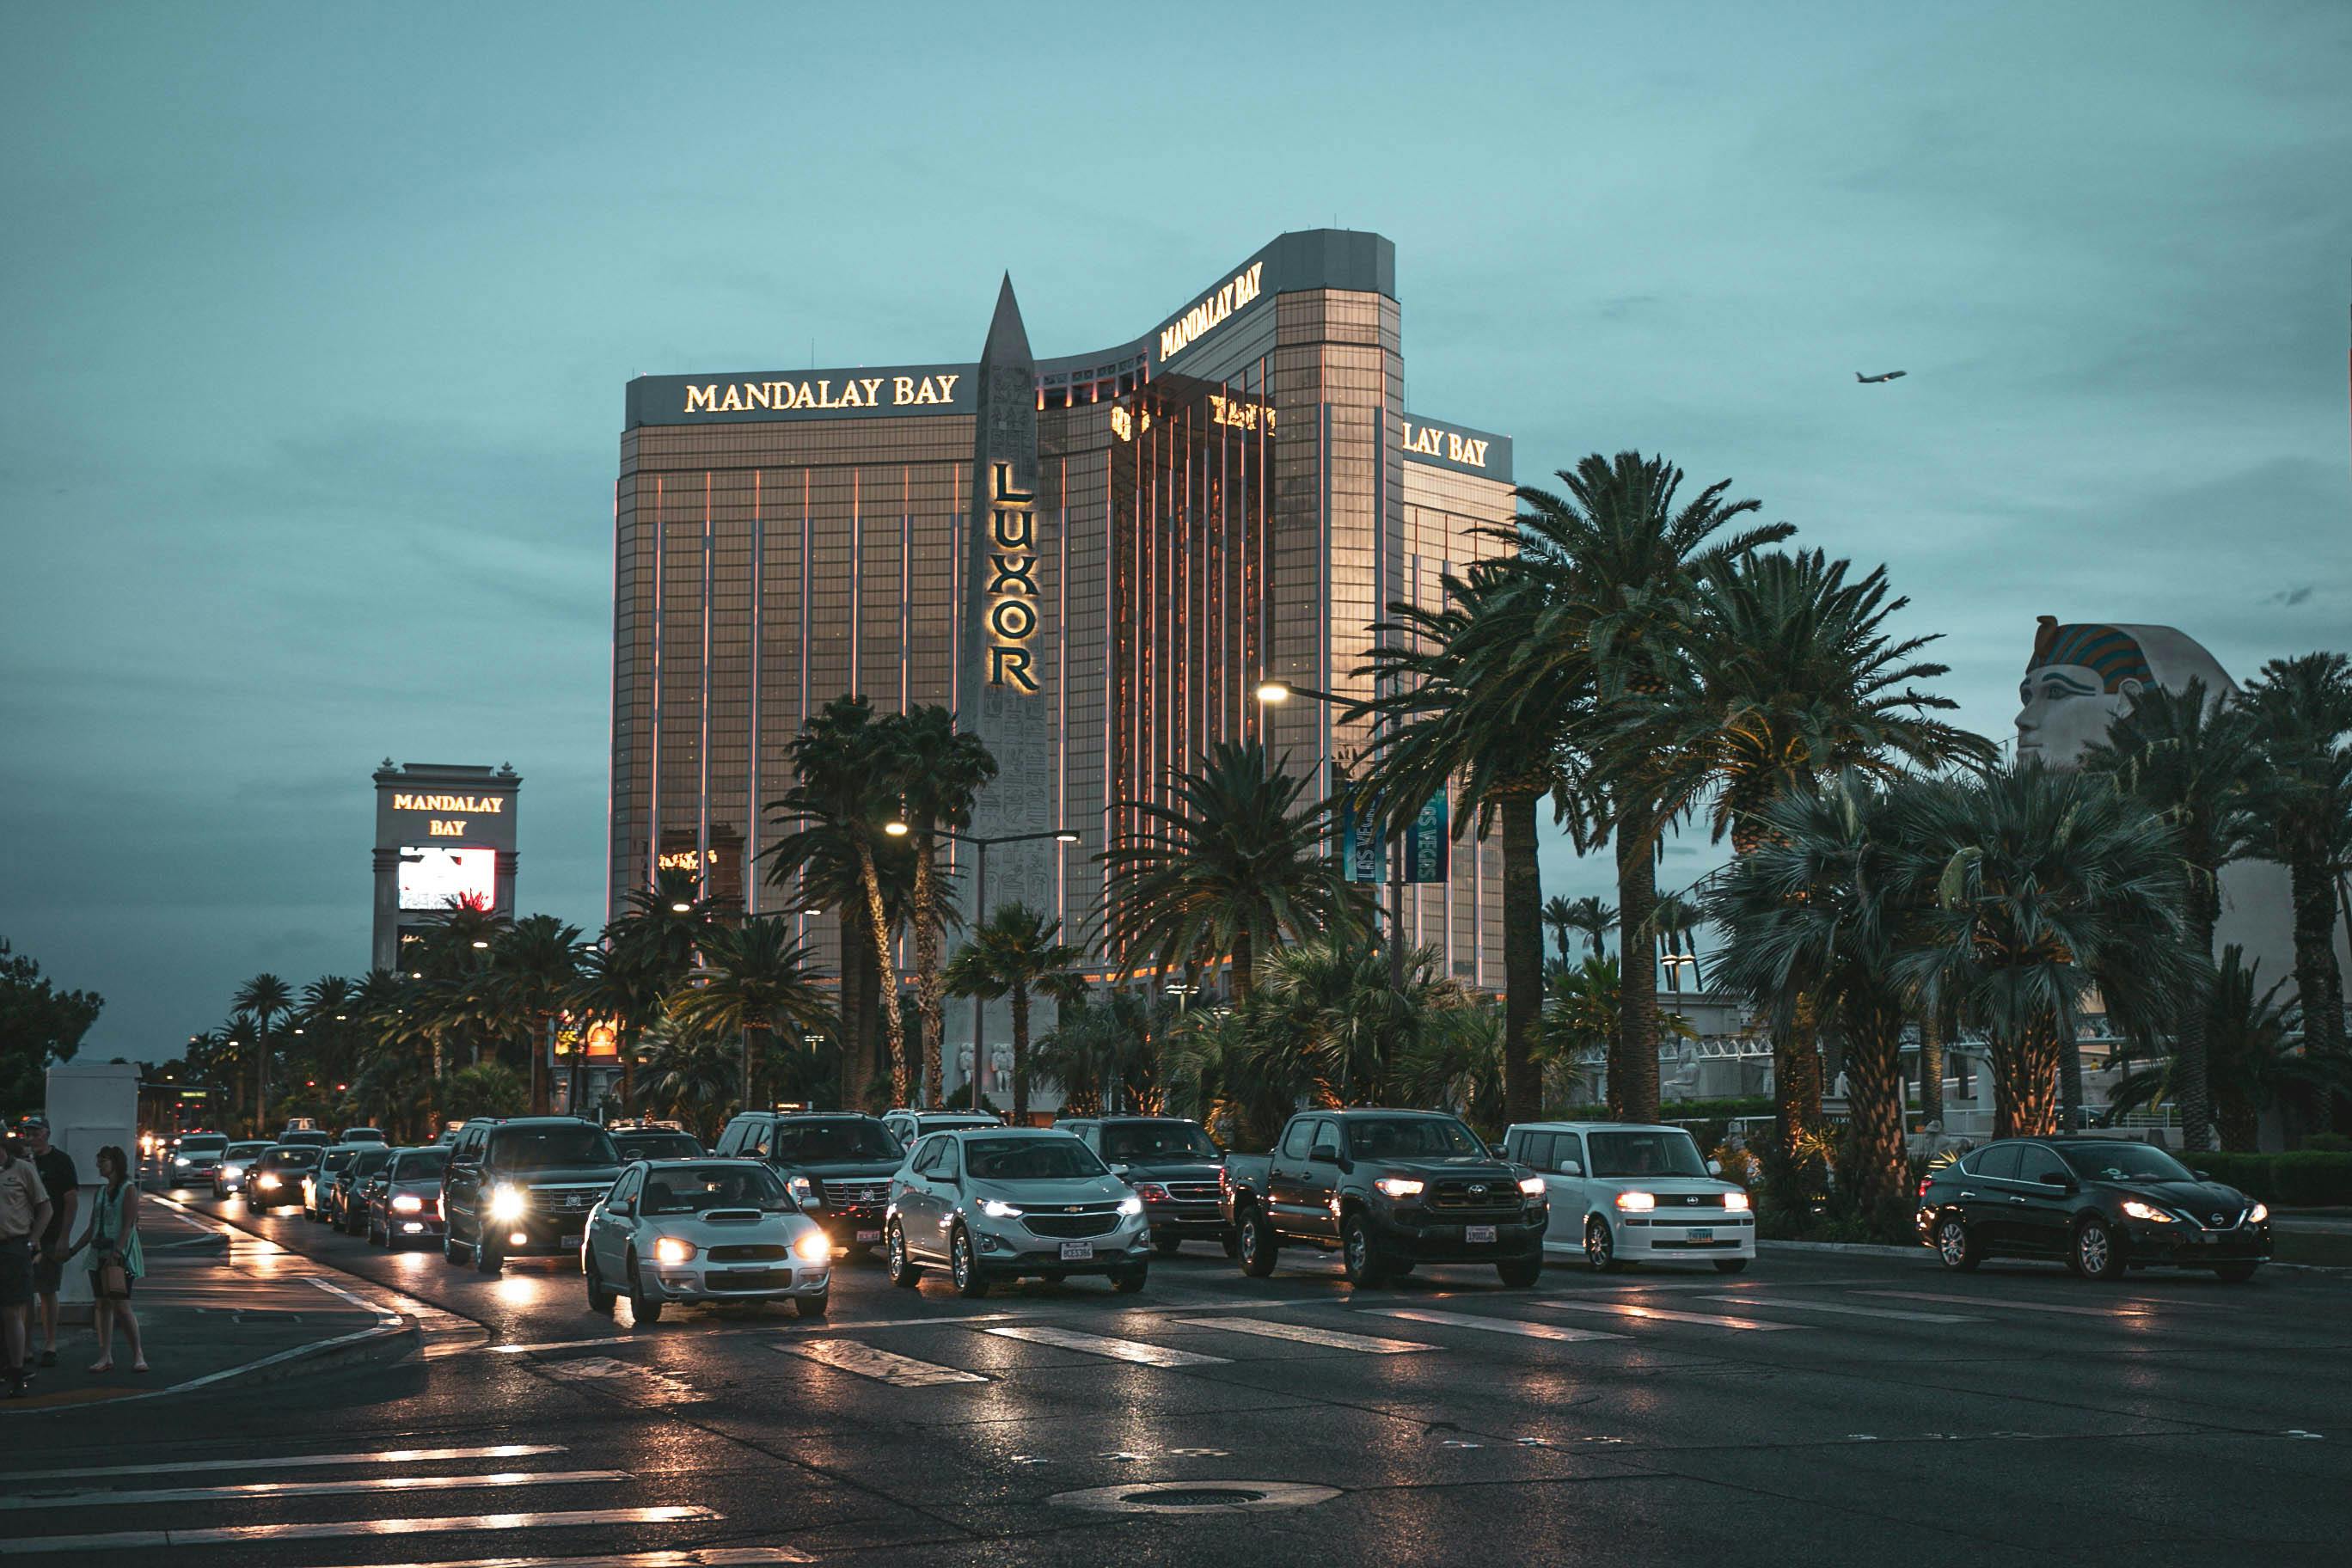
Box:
[4,2,2347,1062]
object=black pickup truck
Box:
[1222,1108,1546,1287]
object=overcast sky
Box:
[4,1,2346,1063]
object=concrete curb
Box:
[2,1316,420,1418]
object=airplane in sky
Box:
[1855,370,1908,383]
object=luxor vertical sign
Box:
[985,461,1039,692]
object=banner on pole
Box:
[1403,793,1449,884]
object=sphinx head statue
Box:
[2016,615,2242,768]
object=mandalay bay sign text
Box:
[626,365,975,426]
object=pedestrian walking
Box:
[0,1132,54,1398]
[64,1145,145,1374]
[21,1117,79,1369]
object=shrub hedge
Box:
[2187,1151,2352,1206]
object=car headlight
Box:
[1117,1195,1145,1216]
[257,1173,281,1190]
[1614,1191,1656,1212]
[487,1185,530,1222]
[980,1197,1024,1219]
[1723,1191,1751,1211]
[1373,1177,1425,1198]
[174,1156,190,1167]
[223,1165,243,1180]
[2121,1199,2174,1223]
[1517,1176,1546,1197]
[2247,1203,2269,1224]
[791,1231,832,1264]
[787,1174,819,1206]
[653,1237,696,1265]
[391,1193,423,1214]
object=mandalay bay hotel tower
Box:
[610,230,1515,1102]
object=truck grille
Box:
[525,1187,607,1215]
[821,1180,890,1208]
[1021,1210,1122,1240]
[1429,1179,1520,1216]
[1165,1181,1222,1203]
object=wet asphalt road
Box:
[5,1185,2348,1567]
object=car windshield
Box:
[179,1136,228,1153]
[390,1150,449,1181]
[1344,1117,1484,1160]
[964,1136,1107,1181]
[640,1163,794,1215]
[771,1120,901,1161]
[1100,1123,1221,1161]
[2058,1143,2195,1184]
[264,1148,320,1169]
[228,1142,270,1159]
[1586,1130,1710,1179]
[322,1149,357,1172]
[616,1132,704,1160]
[489,1125,621,1170]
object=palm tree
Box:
[1099,738,1365,1008]
[670,916,836,1107]
[571,943,663,1116]
[634,1015,739,1145]
[2079,677,2263,1150]
[944,903,1088,1122]
[1034,989,1175,1116]
[604,868,732,1109]
[1559,896,1617,960]
[2244,652,2352,1075]
[490,916,589,1114]
[1255,936,1490,1107]
[1899,763,2195,1136]
[231,973,294,1135]
[885,706,997,1109]
[1504,452,1794,1123]
[1161,996,1320,1151]
[2104,946,2346,1151]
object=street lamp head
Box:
[800,905,824,916]
[470,939,490,950]
[670,901,692,914]
[1254,681,1293,704]
[1054,831,1080,843]
[884,818,910,836]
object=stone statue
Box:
[2015,616,2240,768]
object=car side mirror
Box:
[1489,1142,1510,1159]
[1706,1158,1724,1177]
[2038,1170,2074,1191]
[2190,1168,2210,1181]
[1310,1142,1341,1165]
[611,1198,634,1216]
[1556,1159,1582,1177]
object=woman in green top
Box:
[74,1145,146,1373]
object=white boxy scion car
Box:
[582,1160,834,1323]
[1504,1121,1755,1272]
[887,1127,1151,1297]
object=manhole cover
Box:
[1049,1479,1341,1516]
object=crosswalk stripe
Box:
[538,1357,701,1404]
[1367,1308,1625,1343]
[1173,1317,1432,1354]
[1859,1290,2143,1318]
[778,1338,988,1386]
[983,1324,1229,1367]
[1537,1300,1799,1331]
[3,1470,629,1511]
[355,1552,812,1568]
[1696,1295,1982,1324]
[0,1444,562,1484]
[0,1506,718,1557]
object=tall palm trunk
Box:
[255,1020,271,1135]
[1230,930,1256,1008]
[2287,856,2345,1126]
[1010,981,1032,1124]
[1844,1004,1908,1217]
[838,934,871,1110]
[530,1014,551,1116]
[1613,811,1661,1122]
[911,831,945,1109]
[1500,790,1545,1126]
[1995,1022,2061,1137]
[1916,1005,1944,1129]
[1775,995,1822,1162]
[2215,1092,2259,1153]
[853,836,910,1106]
[618,1024,636,1116]
[2057,1030,2084,1132]
[2175,882,2219,1151]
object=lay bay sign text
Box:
[1399,414,1514,481]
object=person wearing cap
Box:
[21,1118,78,1369]
[0,1131,53,1398]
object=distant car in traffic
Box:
[303,1144,368,1222]
[335,1126,389,1147]
[1058,1115,1234,1255]
[167,1133,230,1187]
[610,1125,706,1162]
[364,1146,451,1248]
[1505,1121,1755,1274]
[880,1109,1001,1148]
[714,1112,906,1257]
[887,1126,1151,1297]
[277,1128,331,1148]
[325,1144,393,1230]
[1917,1136,2272,1281]
[583,1159,833,1323]
[215,1141,272,1197]
[248,1145,323,1210]
[441,1118,624,1273]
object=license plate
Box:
[855,1230,880,1243]
[1465,1225,1497,1244]
[1059,1241,1095,1261]
[561,1234,582,1248]
[1687,1228,1713,1241]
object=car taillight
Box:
[1918,1177,1932,1200]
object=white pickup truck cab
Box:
[1502,1121,1755,1273]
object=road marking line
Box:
[0,1444,564,1484]
[1367,1308,1625,1343]
[1859,1290,2145,1318]
[1696,1295,1983,1324]
[352,1552,812,1568]
[983,1324,1229,1367]
[303,1275,405,1325]
[0,1507,718,1556]
[3,1471,629,1511]
[777,1339,989,1386]
[494,1337,646,1356]
[777,1312,1024,1332]
[537,1357,702,1403]
[1537,1300,1800,1331]
[1173,1317,1432,1354]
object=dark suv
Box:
[1059,1116,1233,1255]
[1917,1136,2272,1282]
[441,1118,624,1274]
[714,1112,906,1256]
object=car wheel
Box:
[625,1249,663,1324]
[950,1226,989,1299]
[886,1222,922,1288]
[1340,1210,1389,1287]
[1235,1206,1279,1278]
[1496,1256,1542,1288]
[585,1248,615,1313]
[367,1216,384,1248]
[1153,1234,1184,1257]
[475,1234,503,1275]
[1713,1258,1750,1274]
[796,1292,830,1319]
[2071,1215,2125,1281]
[1584,1217,1620,1273]
[2213,1261,2257,1283]
[1112,1265,1148,1295]
[1934,1216,1981,1271]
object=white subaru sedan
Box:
[1503,1122,1755,1273]
[583,1159,833,1322]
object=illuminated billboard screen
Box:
[397,846,496,913]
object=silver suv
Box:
[886,1127,1149,1297]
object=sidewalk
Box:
[2273,1210,2352,1267]
[4,1191,416,1413]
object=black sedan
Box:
[1918,1136,2270,1282]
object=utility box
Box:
[46,1060,140,1317]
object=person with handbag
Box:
[67,1145,145,1374]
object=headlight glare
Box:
[1117,1195,1145,1216]
[1517,1175,1547,1197]
[174,1157,190,1167]
[257,1173,281,1190]
[1374,1177,1425,1198]
[487,1185,529,1222]
[2121,1199,2174,1223]
[2247,1202,2269,1224]
[1615,1191,1657,1212]
[791,1230,832,1264]
[652,1236,695,1265]
[391,1193,423,1214]
[980,1197,1024,1219]
[1723,1191,1751,1211]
